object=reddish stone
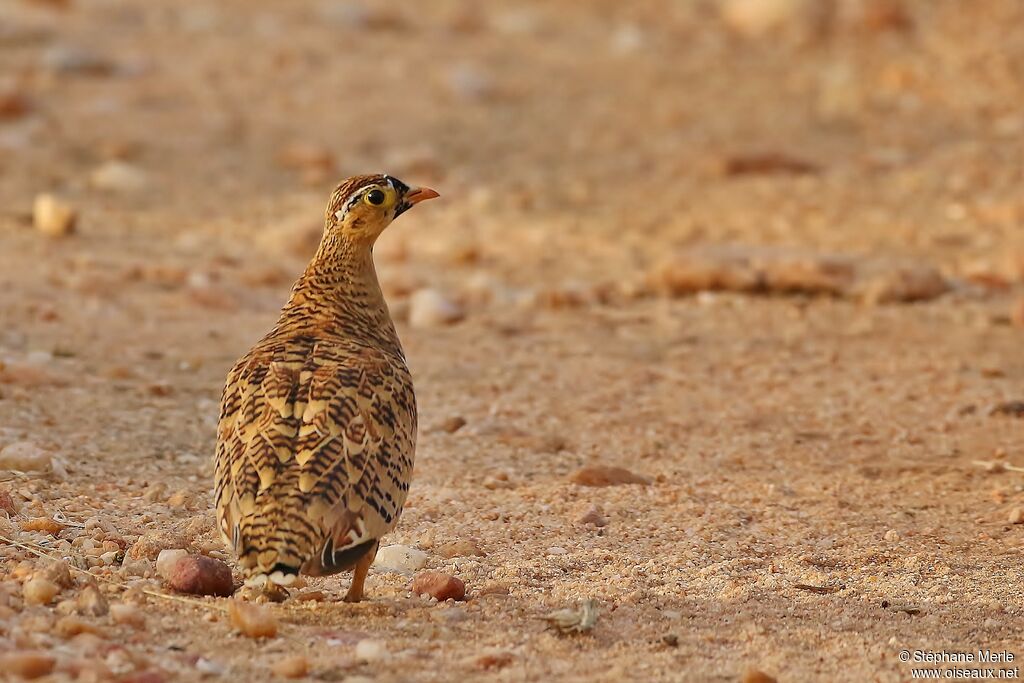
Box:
[411,571,466,602]
[167,555,234,597]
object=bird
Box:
[213,174,438,601]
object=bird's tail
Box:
[227,496,317,589]
[218,485,377,588]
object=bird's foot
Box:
[239,583,291,603]
[263,583,291,603]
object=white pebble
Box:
[194,658,225,675]
[408,289,464,328]
[372,544,428,572]
[354,639,389,662]
[155,549,188,581]
[0,442,52,473]
[90,161,148,192]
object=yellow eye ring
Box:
[365,188,386,206]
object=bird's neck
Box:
[277,235,402,354]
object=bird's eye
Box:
[365,189,386,206]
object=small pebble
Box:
[33,194,77,237]
[1008,508,1023,525]
[90,161,148,192]
[54,599,77,616]
[354,639,389,662]
[411,571,466,601]
[20,518,64,535]
[41,561,73,588]
[156,549,189,580]
[194,659,225,676]
[884,529,900,542]
[990,400,1024,418]
[569,465,650,487]
[0,652,56,679]
[167,555,234,597]
[129,528,189,561]
[719,0,811,37]
[166,490,190,507]
[23,577,60,605]
[577,506,608,527]
[110,603,146,628]
[0,488,17,515]
[55,615,102,638]
[142,483,167,503]
[228,600,278,638]
[473,650,515,670]
[437,416,467,434]
[271,655,309,679]
[435,540,485,559]
[742,669,779,683]
[77,583,109,616]
[0,442,52,473]
[408,288,464,328]
[373,544,429,571]
[0,90,31,120]
[857,263,949,305]
[294,590,326,602]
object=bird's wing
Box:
[214,341,416,576]
[293,343,417,573]
[214,349,302,557]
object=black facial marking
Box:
[385,175,410,195]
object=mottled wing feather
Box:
[297,345,416,571]
[214,341,416,577]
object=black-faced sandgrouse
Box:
[214,174,438,601]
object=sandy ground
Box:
[1,0,1024,681]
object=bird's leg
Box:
[343,540,379,603]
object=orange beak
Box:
[405,187,440,205]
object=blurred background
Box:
[2,2,1024,679]
[2,0,1023,297]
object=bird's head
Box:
[324,174,439,247]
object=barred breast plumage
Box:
[214,174,438,601]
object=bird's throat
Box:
[277,240,401,352]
